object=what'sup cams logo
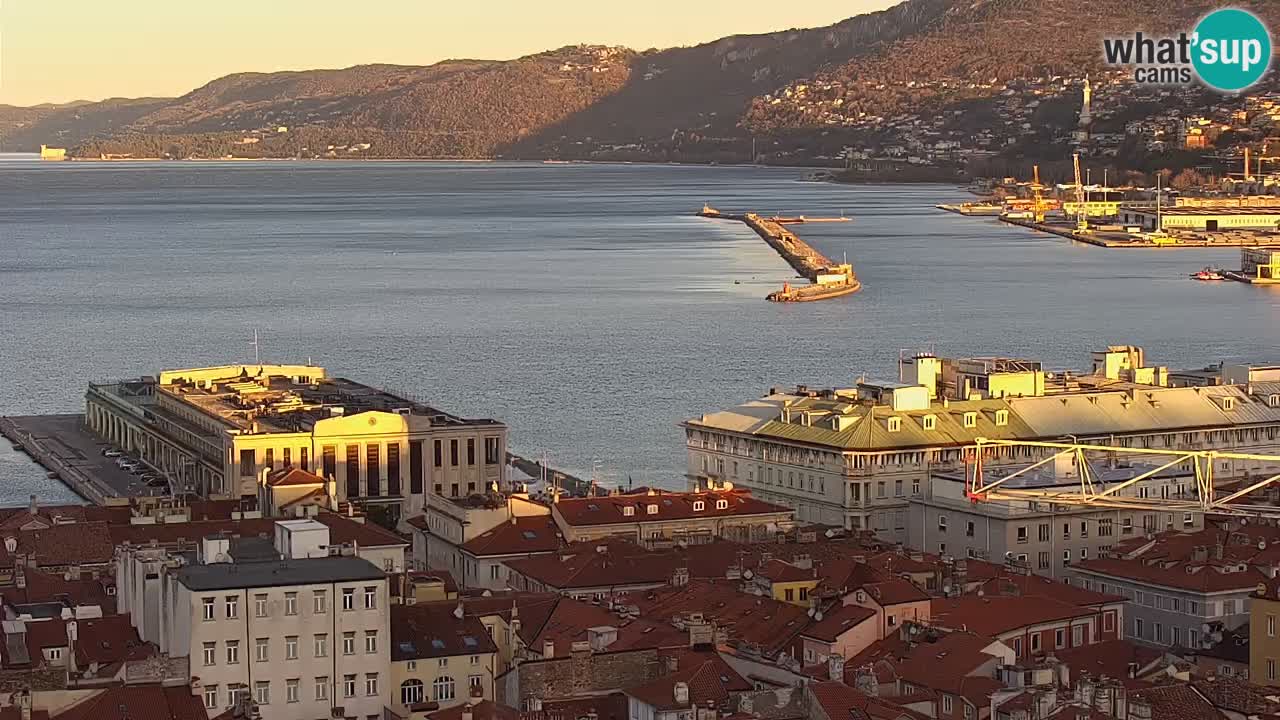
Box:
[1103,8,1272,92]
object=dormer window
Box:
[963,412,977,428]
[647,504,658,515]
[716,499,728,510]
[622,506,635,517]
[692,501,705,512]
[1269,394,1280,408]
[995,409,1009,427]
[1223,397,1236,411]
[922,414,937,431]
[887,417,902,432]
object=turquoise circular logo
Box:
[1192,8,1272,91]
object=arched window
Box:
[432,676,455,702]
[401,679,424,706]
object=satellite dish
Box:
[814,611,824,621]
[808,607,816,617]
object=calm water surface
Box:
[2,159,1278,500]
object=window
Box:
[255,594,268,618]
[1154,623,1163,643]
[226,640,239,664]
[300,446,309,472]
[255,637,269,662]
[365,630,378,654]
[366,673,379,696]
[943,695,954,714]
[963,412,977,428]
[315,677,329,702]
[1037,524,1048,542]
[469,675,483,691]
[1223,397,1236,411]
[433,676,456,702]
[284,592,297,616]
[240,449,254,476]
[225,596,238,619]
[966,521,975,537]
[255,681,270,706]
[285,636,298,660]
[1038,552,1050,570]
[1031,633,1041,652]
[1268,614,1276,638]
[410,440,424,494]
[1063,523,1071,540]
[286,679,299,704]
[342,588,355,611]
[343,632,356,656]
[346,444,361,497]
[323,445,337,479]
[470,655,480,665]
[1080,521,1089,538]
[995,409,1009,426]
[1135,617,1144,638]
[1013,637,1022,656]
[922,414,937,430]
[202,597,215,621]
[364,586,377,609]
[485,437,501,464]
[1055,628,1066,648]
[203,642,216,666]
[1018,526,1029,543]
[1063,549,1071,564]
[450,439,459,466]
[1269,658,1276,681]
[887,417,902,432]
[265,448,274,471]
[1189,628,1199,647]
[204,685,218,710]
[314,634,328,658]
[877,482,886,498]
[1080,548,1088,560]
[1099,518,1113,536]
[894,479,903,497]
[434,440,443,467]
[227,685,246,709]
[938,515,948,531]
[344,675,357,699]
[387,443,401,496]
[283,447,292,468]
[965,705,975,720]
[366,444,381,497]
[715,499,728,510]
[402,679,425,706]
[1184,512,1194,527]
[912,479,920,495]
[467,438,476,465]
[691,501,704,512]
[314,590,327,614]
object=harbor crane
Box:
[1072,153,1089,233]
[966,437,1280,518]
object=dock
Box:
[0,415,132,505]
[698,206,861,301]
[962,213,1280,248]
[506,452,600,497]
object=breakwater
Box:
[698,207,861,302]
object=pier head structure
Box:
[684,346,1280,542]
[85,365,508,520]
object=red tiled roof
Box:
[801,603,877,642]
[860,578,930,606]
[1074,556,1266,593]
[810,681,930,720]
[624,651,751,710]
[1052,640,1164,688]
[974,573,1124,606]
[620,580,812,656]
[0,522,114,570]
[109,511,406,549]
[525,693,629,720]
[429,700,520,720]
[554,490,790,527]
[9,615,152,670]
[1131,683,1222,720]
[1,567,116,613]
[847,630,1006,698]
[463,515,561,557]
[264,468,325,487]
[408,569,460,595]
[932,595,1098,636]
[54,683,208,720]
[757,559,815,584]
[391,602,499,660]
[504,544,676,590]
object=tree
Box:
[1170,168,1204,190]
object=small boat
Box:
[1190,267,1225,281]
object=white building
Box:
[120,519,391,720]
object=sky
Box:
[0,0,896,107]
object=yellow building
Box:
[85,365,509,521]
[392,602,498,714]
[752,558,819,607]
[1251,579,1280,686]
[1240,247,1280,284]
[39,144,67,161]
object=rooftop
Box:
[391,602,498,660]
[177,555,384,591]
[461,515,562,557]
[932,594,1101,636]
[554,489,791,527]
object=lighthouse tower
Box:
[1074,77,1093,144]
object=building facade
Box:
[685,347,1280,540]
[85,365,508,523]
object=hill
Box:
[5,0,1278,169]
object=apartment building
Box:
[550,488,795,546]
[1067,523,1274,650]
[120,519,391,720]
[407,494,550,581]
[390,602,499,714]
[1251,577,1280,686]
[910,462,1205,578]
[85,364,508,521]
[684,346,1280,541]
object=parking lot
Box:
[2,414,170,499]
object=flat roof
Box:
[177,555,384,591]
[1125,206,1280,217]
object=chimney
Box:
[66,620,78,674]
[665,654,679,673]
[853,666,879,696]
[17,689,31,720]
[4,536,16,554]
[462,703,474,720]
[674,681,690,707]
[28,495,37,517]
[543,639,555,658]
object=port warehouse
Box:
[1119,205,1280,231]
[684,346,1280,537]
[84,365,509,520]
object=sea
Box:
[2,155,1278,504]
